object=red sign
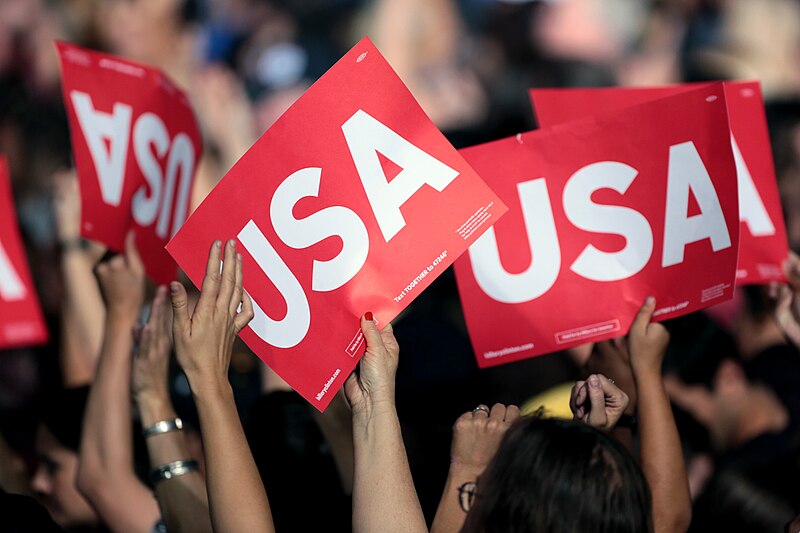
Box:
[57,42,202,284]
[0,157,48,349]
[167,38,506,409]
[454,84,739,368]
[530,81,788,284]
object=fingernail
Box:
[646,296,655,306]
[228,239,236,249]
[589,375,599,387]
[237,253,242,261]
[214,240,222,249]
[170,282,180,294]
[364,311,373,322]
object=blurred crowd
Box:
[3,0,800,532]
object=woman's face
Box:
[31,425,97,528]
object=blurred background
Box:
[3,0,800,530]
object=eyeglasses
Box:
[458,481,479,513]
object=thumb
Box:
[586,375,608,428]
[632,296,656,334]
[170,282,190,335]
[361,312,383,352]
[124,230,144,273]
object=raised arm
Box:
[169,239,271,533]
[346,315,428,533]
[54,170,105,386]
[627,297,691,533]
[431,403,520,533]
[77,232,161,532]
[133,286,212,533]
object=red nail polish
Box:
[364,312,373,322]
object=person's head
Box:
[31,387,97,529]
[461,416,652,533]
[665,319,793,452]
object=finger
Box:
[361,312,384,352]
[124,230,144,274]
[170,282,190,335]
[576,381,587,407]
[217,239,237,311]
[768,282,780,300]
[505,404,521,422]
[234,290,254,333]
[473,404,490,417]
[489,403,506,419]
[631,296,656,334]
[229,252,244,316]
[784,252,800,289]
[158,286,174,342]
[197,240,223,313]
[569,383,580,415]
[598,374,629,411]
[149,285,167,327]
[586,375,608,428]
[776,285,793,325]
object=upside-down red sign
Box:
[530,81,787,285]
[454,84,739,367]
[0,156,48,349]
[57,41,202,284]
[167,38,506,409]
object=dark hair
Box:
[462,417,653,533]
[39,387,89,452]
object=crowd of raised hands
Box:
[30,233,797,533]
[10,172,800,533]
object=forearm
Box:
[80,315,138,482]
[634,372,691,533]
[352,404,428,533]
[139,393,212,533]
[79,314,161,531]
[431,464,479,533]
[63,250,105,355]
[191,378,274,533]
[61,250,105,385]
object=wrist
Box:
[351,397,398,430]
[136,392,175,425]
[186,371,232,400]
[448,461,485,478]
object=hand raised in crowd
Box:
[569,374,629,432]
[93,231,146,321]
[169,240,273,533]
[451,403,520,473]
[626,297,691,533]
[169,239,254,392]
[132,285,172,403]
[587,338,637,415]
[627,296,670,379]
[344,313,400,417]
[52,169,81,245]
[431,403,520,533]
[771,251,800,348]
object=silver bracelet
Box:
[150,459,199,485]
[142,417,183,438]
